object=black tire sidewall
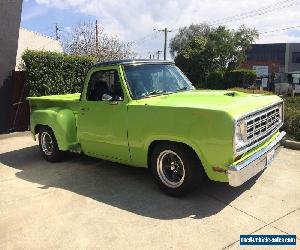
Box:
[38,127,63,162]
[150,143,203,196]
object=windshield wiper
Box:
[176,86,189,92]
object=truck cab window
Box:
[87,70,124,101]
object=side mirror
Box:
[102,93,113,101]
[115,96,123,101]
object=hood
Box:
[134,90,283,119]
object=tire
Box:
[150,142,204,197]
[38,126,64,162]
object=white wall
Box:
[16,28,63,70]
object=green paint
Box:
[28,62,283,183]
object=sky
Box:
[21,0,300,59]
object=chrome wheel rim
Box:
[41,131,54,156]
[157,150,185,188]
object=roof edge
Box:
[92,59,174,68]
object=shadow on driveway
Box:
[0,146,261,220]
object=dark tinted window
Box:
[87,70,123,101]
[292,52,300,63]
[246,44,286,64]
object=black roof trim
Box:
[92,59,174,68]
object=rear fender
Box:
[30,107,78,150]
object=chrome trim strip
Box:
[229,131,286,172]
[236,122,283,156]
[228,131,286,187]
[245,105,281,140]
[233,101,284,156]
[235,101,283,121]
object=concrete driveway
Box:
[1,132,299,249]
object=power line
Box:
[171,1,299,32]
[32,0,300,57]
[130,32,159,45]
[259,24,300,36]
[209,0,300,25]
[168,1,300,40]
[169,0,300,31]
[210,0,299,25]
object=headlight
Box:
[234,120,247,152]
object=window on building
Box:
[292,52,300,63]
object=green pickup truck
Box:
[28,59,285,196]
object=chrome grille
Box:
[245,105,281,143]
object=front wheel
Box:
[150,143,203,197]
[38,126,64,162]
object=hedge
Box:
[282,96,300,141]
[224,69,256,88]
[21,50,95,96]
[204,69,256,89]
[207,71,225,89]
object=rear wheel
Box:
[38,126,64,162]
[150,143,203,197]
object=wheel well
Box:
[34,124,51,134]
[147,140,202,169]
[34,124,42,134]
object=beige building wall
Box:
[0,0,22,86]
[16,28,63,69]
[0,0,23,132]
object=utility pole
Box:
[95,19,99,51]
[149,52,155,60]
[154,28,172,60]
[55,23,60,40]
[157,50,162,60]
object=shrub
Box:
[207,71,225,89]
[224,69,256,88]
[21,50,95,96]
[201,69,256,90]
[282,96,300,141]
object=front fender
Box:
[127,105,234,182]
[30,107,78,150]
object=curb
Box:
[282,140,300,150]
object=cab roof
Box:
[92,59,174,68]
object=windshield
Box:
[124,64,194,99]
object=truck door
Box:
[77,67,130,163]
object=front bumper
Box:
[227,131,286,187]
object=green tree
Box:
[169,24,211,58]
[170,24,259,84]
